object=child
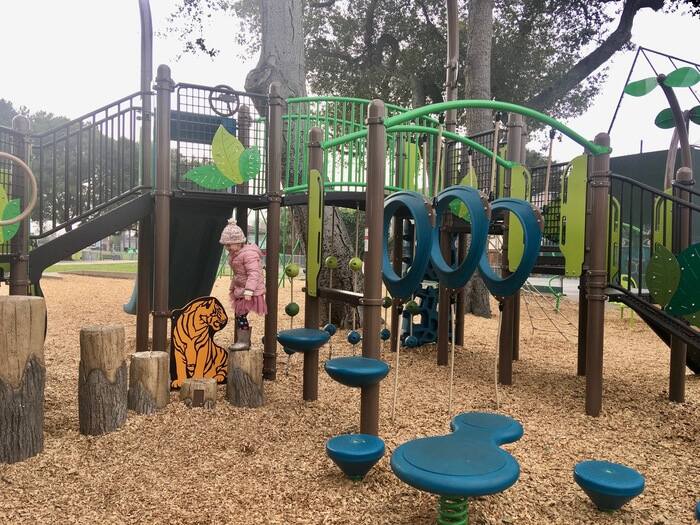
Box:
[219,219,267,351]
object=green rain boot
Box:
[229,326,251,352]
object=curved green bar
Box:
[386,125,516,170]
[385,100,610,156]
[323,100,610,156]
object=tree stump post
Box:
[78,325,128,435]
[128,351,170,414]
[180,378,217,409]
[227,347,264,408]
[0,296,46,463]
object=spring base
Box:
[437,496,468,525]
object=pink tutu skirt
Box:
[233,294,268,316]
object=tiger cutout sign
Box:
[170,296,229,389]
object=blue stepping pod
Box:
[325,356,390,388]
[277,328,330,353]
[695,500,700,521]
[391,412,523,498]
[574,460,645,511]
[326,434,385,480]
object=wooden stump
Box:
[0,296,46,463]
[227,346,264,407]
[78,325,128,435]
[180,378,217,409]
[128,351,170,414]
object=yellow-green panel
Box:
[653,189,673,250]
[402,142,419,191]
[307,168,323,297]
[559,155,588,277]
[607,196,621,280]
[508,165,531,271]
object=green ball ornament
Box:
[348,257,363,272]
[382,296,392,309]
[284,263,300,279]
[285,302,300,317]
[324,255,339,269]
[405,300,420,314]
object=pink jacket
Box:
[228,244,266,298]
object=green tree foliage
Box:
[166,0,698,122]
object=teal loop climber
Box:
[430,186,490,289]
[478,198,544,297]
[383,188,542,298]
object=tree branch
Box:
[525,0,665,112]
[308,0,337,7]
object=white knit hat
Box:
[219,218,246,245]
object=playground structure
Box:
[0,1,699,522]
[0,43,698,416]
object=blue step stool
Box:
[391,412,523,524]
[324,356,390,388]
[276,328,330,354]
[574,460,645,511]
[326,434,385,480]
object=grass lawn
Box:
[45,262,138,274]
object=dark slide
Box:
[124,196,234,314]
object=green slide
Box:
[124,196,235,314]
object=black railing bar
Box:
[671,179,700,198]
[175,82,269,101]
[637,188,644,295]
[31,186,151,240]
[31,92,149,139]
[611,173,700,212]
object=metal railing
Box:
[607,172,700,294]
[173,83,269,197]
[0,125,24,256]
[30,91,148,238]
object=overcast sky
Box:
[3,1,699,161]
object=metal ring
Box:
[0,151,38,226]
[208,85,240,117]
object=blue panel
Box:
[171,110,237,144]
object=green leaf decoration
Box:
[448,171,477,221]
[211,125,244,184]
[666,242,700,316]
[654,108,675,129]
[184,164,234,190]
[624,77,658,97]
[663,67,700,88]
[689,105,700,126]
[646,243,680,307]
[239,147,261,182]
[1,199,20,242]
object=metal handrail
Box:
[611,172,700,212]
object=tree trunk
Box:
[227,346,264,407]
[180,378,217,409]
[78,325,128,436]
[462,0,495,318]
[0,297,46,464]
[128,351,170,414]
[246,0,359,330]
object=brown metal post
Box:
[584,133,610,417]
[152,65,175,354]
[445,0,465,346]
[136,0,153,352]
[360,100,386,436]
[303,127,323,401]
[497,114,523,384]
[9,116,31,296]
[263,83,283,380]
[669,166,693,402]
[577,272,588,375]
[236,105,251,236]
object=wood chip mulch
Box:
[0,275,697,524]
